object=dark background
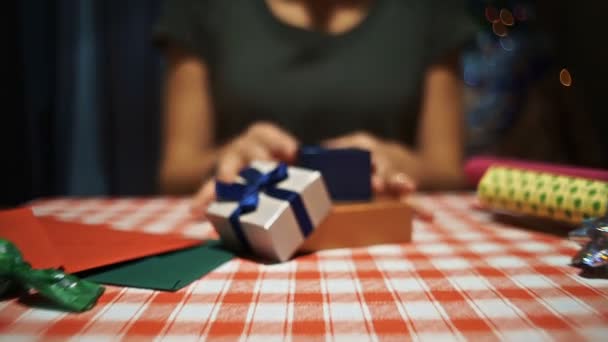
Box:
[3,0,608,206]
[4,0,163,206]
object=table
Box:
[1,194,607,341]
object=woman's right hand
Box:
[190,122,298,217]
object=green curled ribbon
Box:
[0,239,104,312]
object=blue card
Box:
[297,146,371,202]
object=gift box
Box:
[299,199,413,252]
[297,146,372,201]
[206,161,332,262]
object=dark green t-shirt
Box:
[155,0,475,146]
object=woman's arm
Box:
[159,46,217,194]
[324,52,466,192]
[415,52,466,189]
[159,46,299,205]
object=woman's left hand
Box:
[323,132,418,196]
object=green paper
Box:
[82,241,234,291]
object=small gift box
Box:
[206,161,332,262]
[297,146,372,201]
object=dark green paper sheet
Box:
[82,240,234,291]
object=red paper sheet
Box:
[0,207,203,273]
[0,208,63,269]
[39,217,203,273]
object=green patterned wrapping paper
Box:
[477,166,608,224]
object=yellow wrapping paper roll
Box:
[477,166,608,223]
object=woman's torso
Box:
[156,0,474,145]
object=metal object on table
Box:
[569,217,608,272]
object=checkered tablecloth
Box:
[1,194,607,341]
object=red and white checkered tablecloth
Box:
[1,194,607,341]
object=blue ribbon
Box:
[215,163,314,251]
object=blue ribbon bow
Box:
[215,163,314,251]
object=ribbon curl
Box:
[0,239,104,312]
[215,163,313,250]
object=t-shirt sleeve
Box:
[153,0,211,59]
[425,0,477,64]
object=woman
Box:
[154,0,475,214]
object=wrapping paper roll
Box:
[465,156,608,187]
[478,166,608,224]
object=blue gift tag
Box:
[297,146,371,202]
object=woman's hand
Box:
[190,122,298,216]
[324,132,418,196]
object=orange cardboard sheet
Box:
[299,199,413,252]
[0,208,203,273]
[0,208,63,269]
[40,217,204,273]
